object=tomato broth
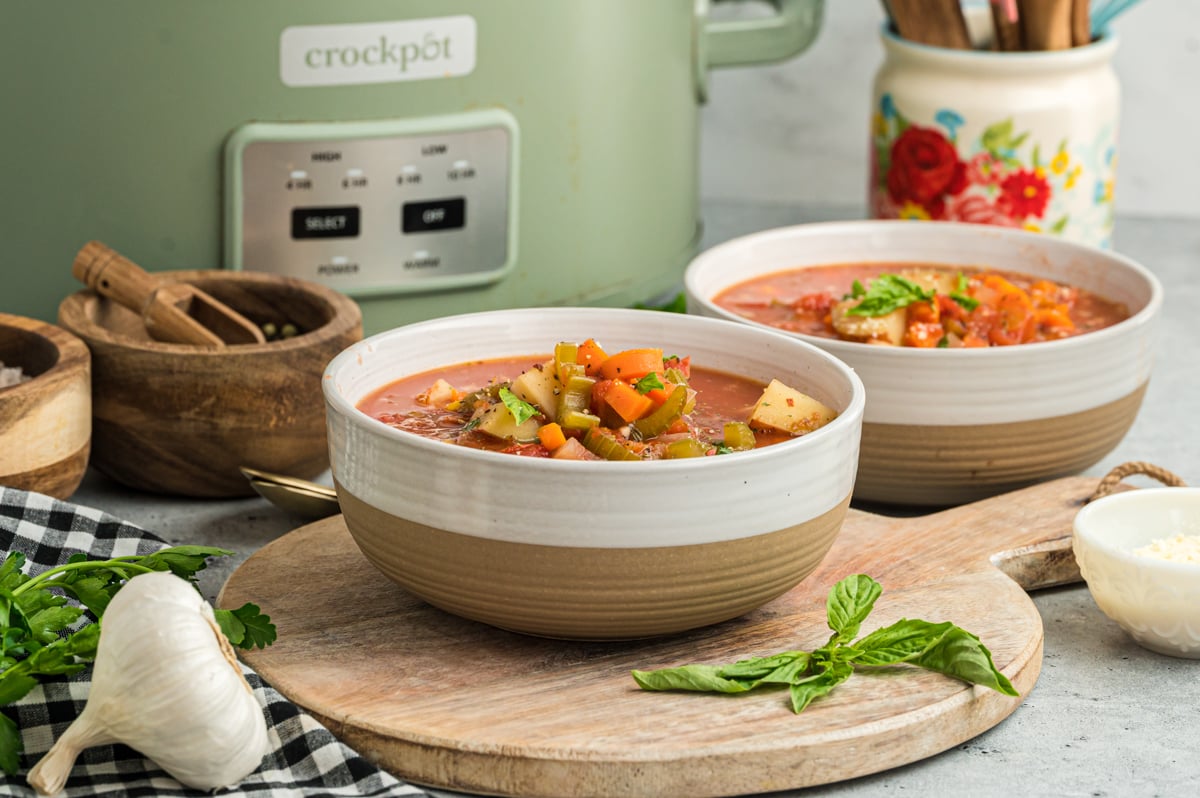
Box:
[357,344,828,460]
[713,263,1129,347]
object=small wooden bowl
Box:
[58,271,362,498]
[0,314,91,499]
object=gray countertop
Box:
[71,203,1200,798]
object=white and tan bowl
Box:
[323,307,865,640]
[1074,488,1200,659]
[685,221,1162,506]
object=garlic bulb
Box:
[27,571,271,795]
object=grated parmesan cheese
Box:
[1132,534,1200,564]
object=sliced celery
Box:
[560,410,601,432]
[665,438,709,459]
[630,385,687,441]
[556,374,596,423]
[582,428,641,461]
[723,422,757,451]
[554,342,580,381]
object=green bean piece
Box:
[665,438,709,459]
[630,385,687,441]
[723,422,757,451]
[582,428,642,461]
[560,410,601,432]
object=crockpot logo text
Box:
[304,33,453,73]
[280,16,477,88]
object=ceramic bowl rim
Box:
[683,220,1163,363]
[323,306,867,475]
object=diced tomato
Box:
[907,300,939,325]
[793,291,835,314]
[500,443,551,457]
[662,354,691,380]
[935,293,967,322]
[904,321,944,348]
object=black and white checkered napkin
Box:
[0,487,432,797]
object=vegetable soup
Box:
[713,264,1129,348]
[358,338,837,460]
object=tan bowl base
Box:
[337,484,850,641]
[855,384,1147,507]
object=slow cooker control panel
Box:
[224,111,517,297]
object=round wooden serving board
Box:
[219,475,1103,798]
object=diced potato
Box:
[898,268,958,296]
[830,299,905,345]
[473,403,541,442]
[749,379,838,436]
[416,378,463,409]
[511,360,562,418]
[551,437,601,460]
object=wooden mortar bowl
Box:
[0,314,92,499]
[58,270,362,498]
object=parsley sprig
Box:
[0,546,275,774]
[632,574,1016,713]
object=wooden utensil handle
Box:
[73,241,162,316]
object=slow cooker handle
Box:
[702,0,825,69]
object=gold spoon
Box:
[239,467,339,519]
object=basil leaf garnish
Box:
[845,275,935,317]
[498,387,538,425]
[826,573,882,641]
[632,574,1018,713]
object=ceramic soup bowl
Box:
[323,307,865,640]
[684,220,1161,506]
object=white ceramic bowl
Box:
[323,307,865,640]
[1073,488,1200,658]
[685,220,1162,506]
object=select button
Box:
[291,206,361,239]
[402,198,466,233]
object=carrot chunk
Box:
[576,338,609,377]
[598,348,663,381]
[537,422,568,451]
[598,379,655,422]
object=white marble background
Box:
[700,0,1198,220]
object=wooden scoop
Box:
[73,241,266,348]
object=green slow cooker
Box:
[1,0,823,334]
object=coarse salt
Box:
[0,362,29,389]
[1132,534,1200,564]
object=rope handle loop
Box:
[1087,461,1188,503]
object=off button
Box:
[402,198,466,233]
[291,206,361,239]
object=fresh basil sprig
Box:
[845,275,935,317]
[631,574,1017,713]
